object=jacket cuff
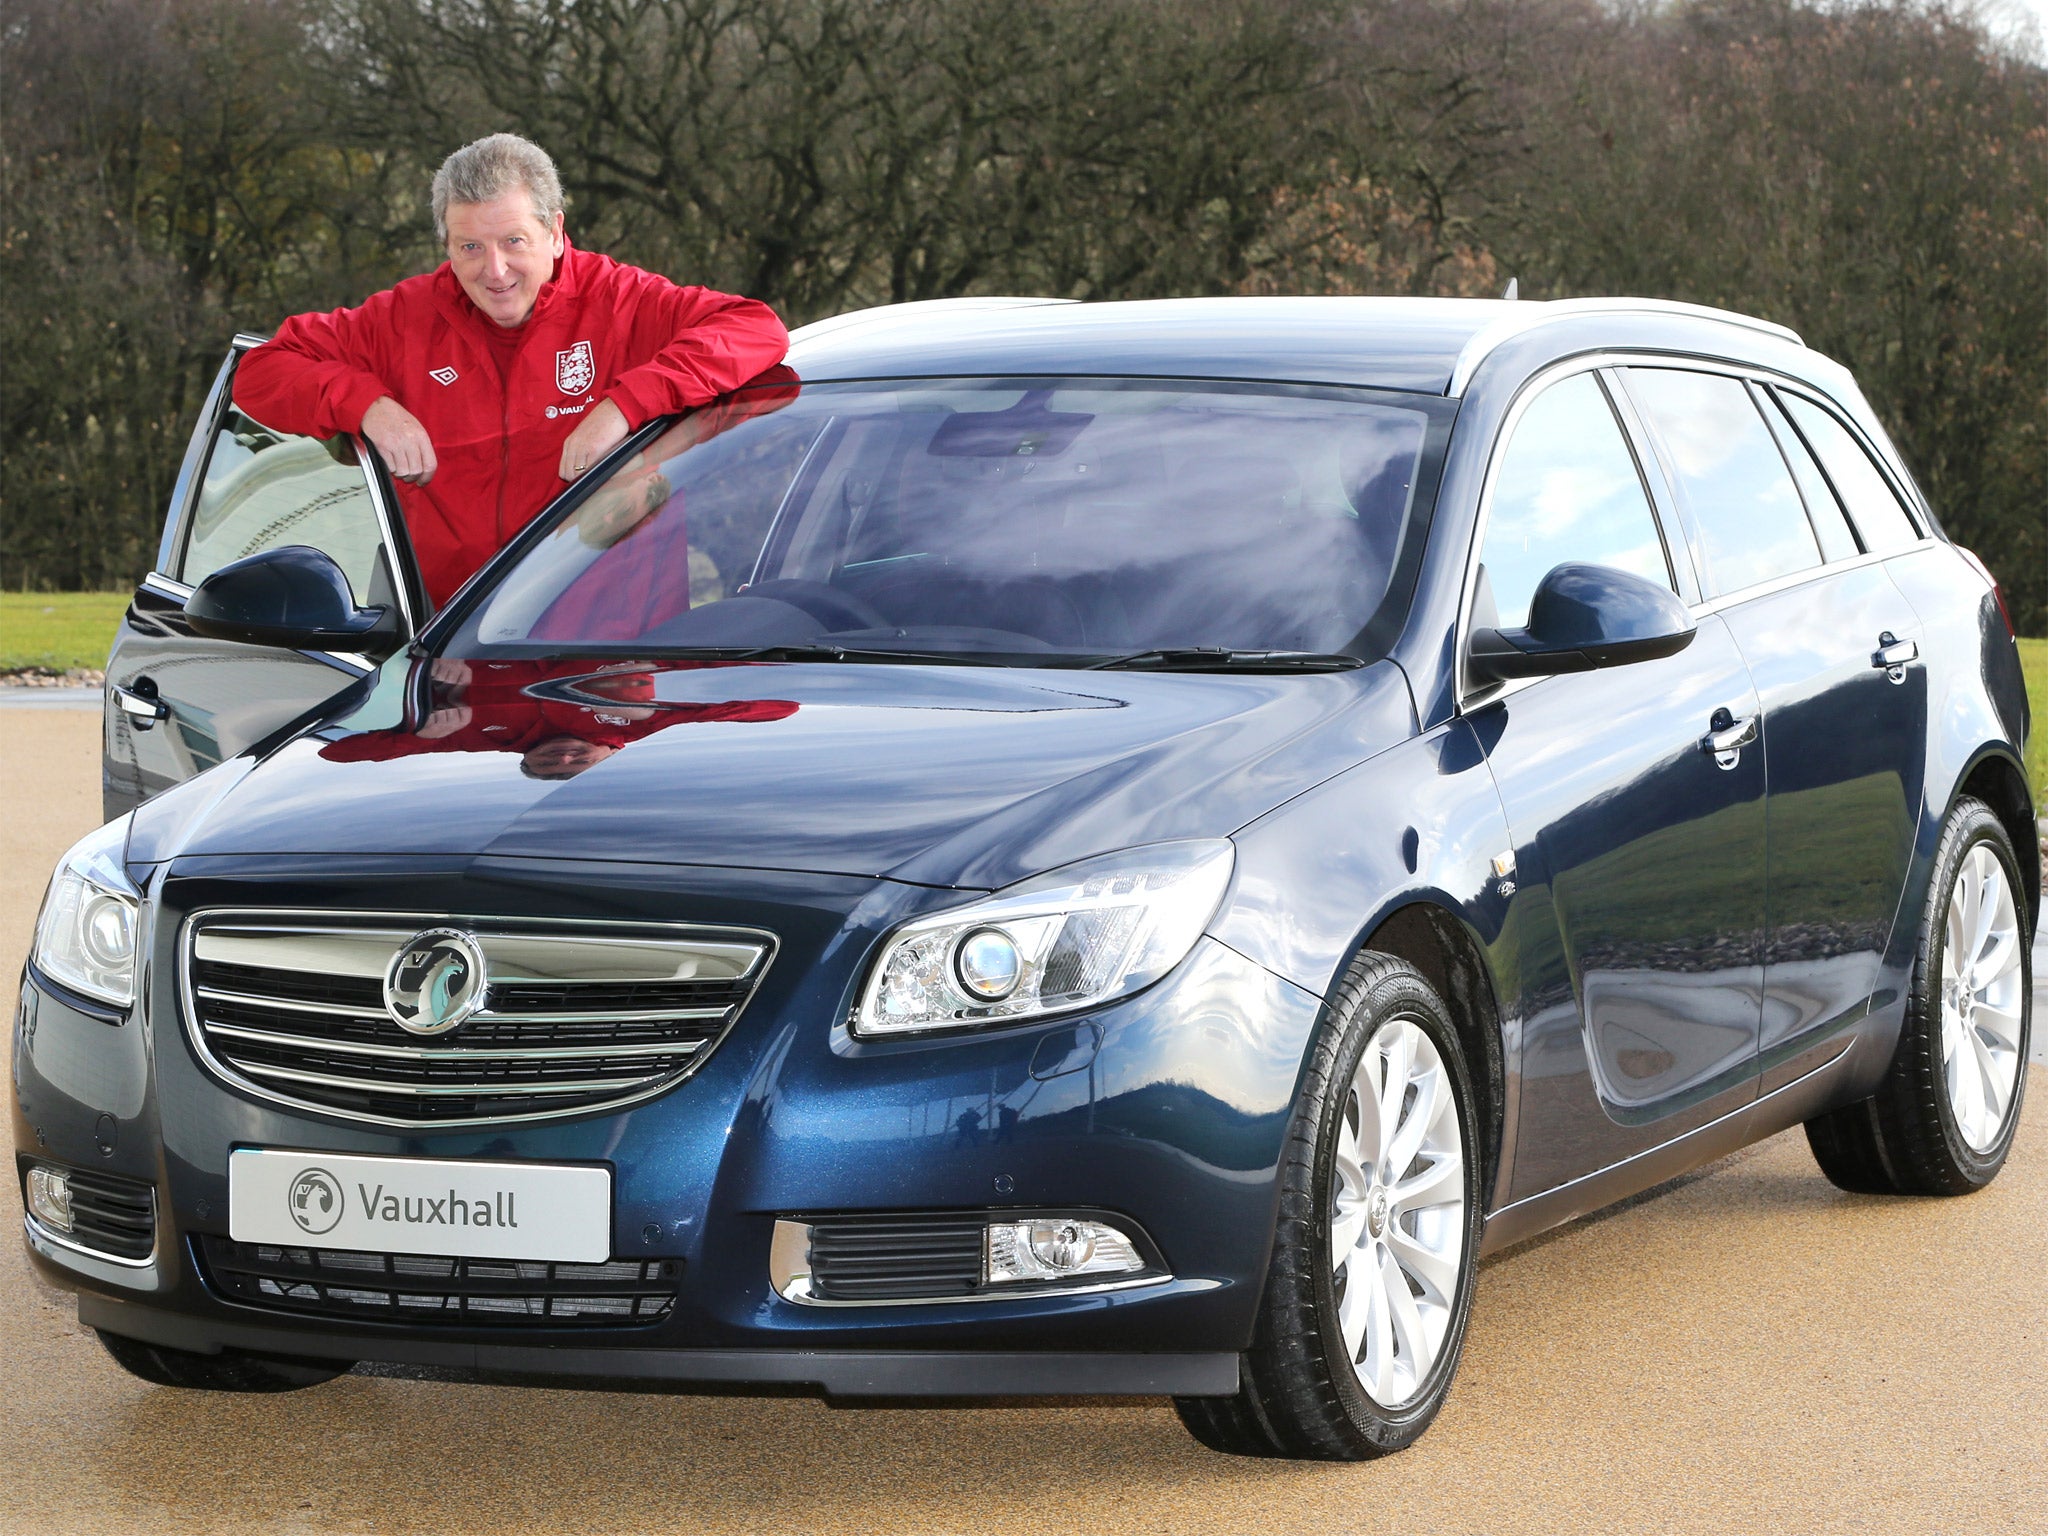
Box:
[602,379,662,433]
[333,373,393,436]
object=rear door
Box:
[1617,366,1925,1094]
[103,337,425,818]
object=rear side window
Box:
[1779,394,1923,553]
[177,407,386,600]
[1625,369,1819,597]
[1477,371,1672,632]
[1757,389,1860,562]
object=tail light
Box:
[1957,548,2015,639]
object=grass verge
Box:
[2018,637,2045,812]
[0,592,131,674]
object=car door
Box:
[1618,368,1924,1094]
[1465,365,1769,1200]
[102,336,426,818]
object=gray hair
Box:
[431,133,564,244]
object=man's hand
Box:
[417,705,472,740]
[362,397,438,485]
[560,398,631,481]
[571,463,672,549]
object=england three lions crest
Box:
[556,340,595,396]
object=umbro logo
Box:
[429,366,459,386]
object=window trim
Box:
[167,338,418,641]
[1452,354,1688,708]
[1766,382,1928,549]
[1608,363,1827,604]
[1749,380,1866,561]
[1452,352,1937,711]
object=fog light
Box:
[27,1167,74,1234]
[984,1217,1144,1285]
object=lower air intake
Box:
[197,1236,679,1326]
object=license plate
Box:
[228,1149,612,1263]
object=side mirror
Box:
[184,545,398,655]
[1469,562,1695,686]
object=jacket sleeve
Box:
[602,270,790,429]
[233,289,403,439]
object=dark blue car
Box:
[20,296,2035,1459]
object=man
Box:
[234,133,789,607]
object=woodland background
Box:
[2,0,2043,627]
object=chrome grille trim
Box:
[231,1061,672,1098]
[200,1022,709,1062]
[195,986,728,1026]
[180,908,775,1128]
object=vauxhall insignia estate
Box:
[18,296,2034,1459]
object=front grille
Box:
[183,914,773,1126]
[805,1214,986,1301]
[48,1168,156,1261]
[198,1236,678,1327]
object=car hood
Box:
[147,658,1415,889]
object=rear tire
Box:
[95,1329,352,1392]
[1805,796,2031,1195]
[1173,952,1482,1459]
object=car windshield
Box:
[448,376,1450,666]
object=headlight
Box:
[854,840,1234,1037]
[33,816,141,1007]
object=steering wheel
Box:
[742,579,889,633]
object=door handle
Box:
[113,682,168,730]
[1699,707,1758,768]
[1872,631,1917,681]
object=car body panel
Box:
[156,659,1416,891]
[1715,561,1926,1093]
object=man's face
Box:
[521,736,614,780]
[444,191,565,328]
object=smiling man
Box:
[233,133,788,607]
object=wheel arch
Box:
[1952,747,2038,932]
[1360,901,1508,1213]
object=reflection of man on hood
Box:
[319,658,798,780]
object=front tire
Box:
[1174,952,1483,1459]
[1805,796,2032,1195]
[95,1329,352,1392]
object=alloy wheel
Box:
[1941,842,2025,1153]
[1329,1015,1468,1410]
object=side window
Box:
[1625,369,1820,597]
[1478,371,1672,632]
[1779,394,1922,553]
[176,406,388,601]
[1757,388,1861,562]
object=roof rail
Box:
[1446,297,1804,396]
[788,296,1075,348]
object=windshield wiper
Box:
[641,643,1010,667]
[1082,648,1365,673]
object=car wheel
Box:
[95,1329,353,1392]
[1806,796,2032,1196]
[1174,951,1482,1460]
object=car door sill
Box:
[1479,1037,1858,1257]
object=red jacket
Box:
[233,240,788,606]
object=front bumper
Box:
[14,854,1323,1395]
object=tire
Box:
[1805,796,2032,1196]
[1174,952,1483,1460]
[95,1329,353,1392]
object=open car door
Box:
[102,334,427,819]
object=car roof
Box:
[784,295,1805,398]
